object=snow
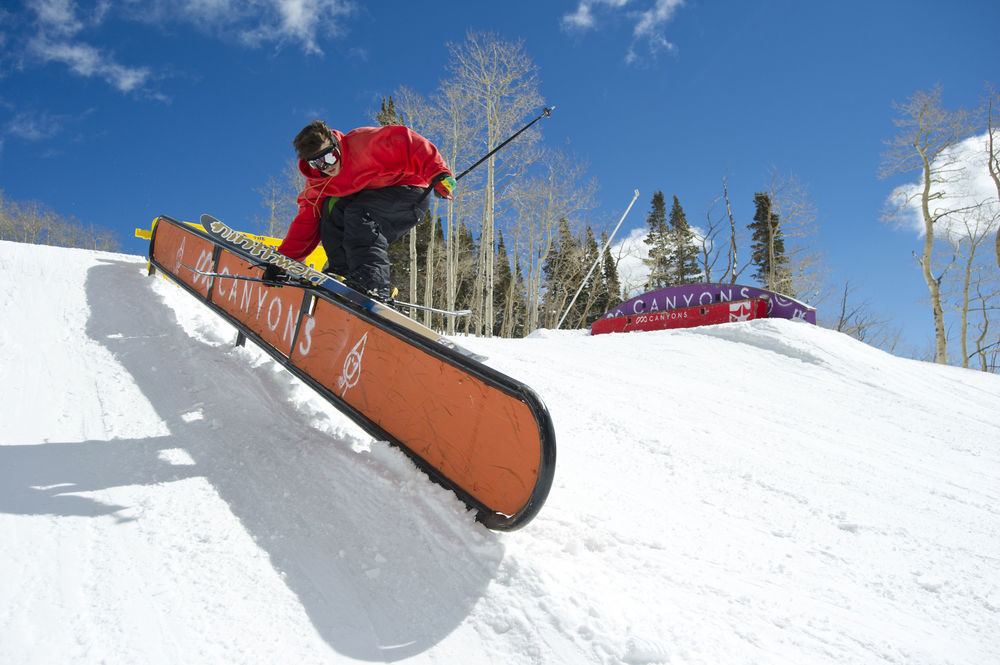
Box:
[2,239,999,665]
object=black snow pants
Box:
[319,185,430,293]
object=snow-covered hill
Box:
[2,239,998,665]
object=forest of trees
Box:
[248,32,824,340]
[252,31,620,337]
[0,190,120,252]
[4,31,996,372]
[245,34,999,371]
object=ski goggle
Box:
[307,145,340,170]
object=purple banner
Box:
[601,283,816,325]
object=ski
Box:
[393,301,472,317]
[199,214,482,359]
[181,263,472,317]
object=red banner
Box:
[592,298,768,335]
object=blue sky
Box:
[2,0,998,354]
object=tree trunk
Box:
[995,228,1000,270]
[423,207,436,327]
[917,149,949,364]
[409,228,418,319]
[723,178,737,283]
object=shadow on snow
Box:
[0,258,503,662]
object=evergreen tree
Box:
[494,231,514,336]
[387,209,430,301]
[577,226,602,326]
[458,221,481,335]
[493,232,530,337]
[540,218,582,328]
[642,191,670,289]
[666,195,701,285]
[422,217,447,329]
[748,192,793,295]
[375,96,405,126]
[454,220,478,306]
[509,260,529,338]
[597,230,622,315]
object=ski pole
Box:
[556,189,641,330]
[454,106,554,182]
[418,106,555,205]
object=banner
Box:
[601,283,817,325]
[592,298,768,335]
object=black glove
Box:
[262,263,287,283]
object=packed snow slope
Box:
[2,240,999,665]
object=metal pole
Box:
[556,189,640,330]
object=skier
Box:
[266,119,456,300]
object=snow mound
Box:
[2,240,999,664]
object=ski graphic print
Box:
[200,214,482,360]
[202,214,379,308]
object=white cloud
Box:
[16,0,355,96]
[6,112,60,141]
[888,131,1000,240]
[23,0,152,94]
[562,0,684,65]
[132,0,355,55]
[30,37,151,92]
[237,0,354,54]
[561,0,632,31]
[28,0,84,37]
[608,226,651,296]
[633,0,684,39]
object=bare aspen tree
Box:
[880,86,976,363]
[374,92,424,319]
[394,92,429,320]
[0,191,14,241]
[830,280,901,351]
[0,193,118,250]
[447,31,543,336]
[510,149,596,334]
[988,85,1000,203]
[437,82,481,331]
[969,275,999,371]
[987,85,1000,269]
[943,205,1000,368]
[16,200,54,245]
[252,159,302,239]
[396,82,480,330]
[761,166,826,302]
[252,176,285,237]
[698,193,729,283]
[719,176,746,283]
[947,86,1000,371]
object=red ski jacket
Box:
[278,125,451,261]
